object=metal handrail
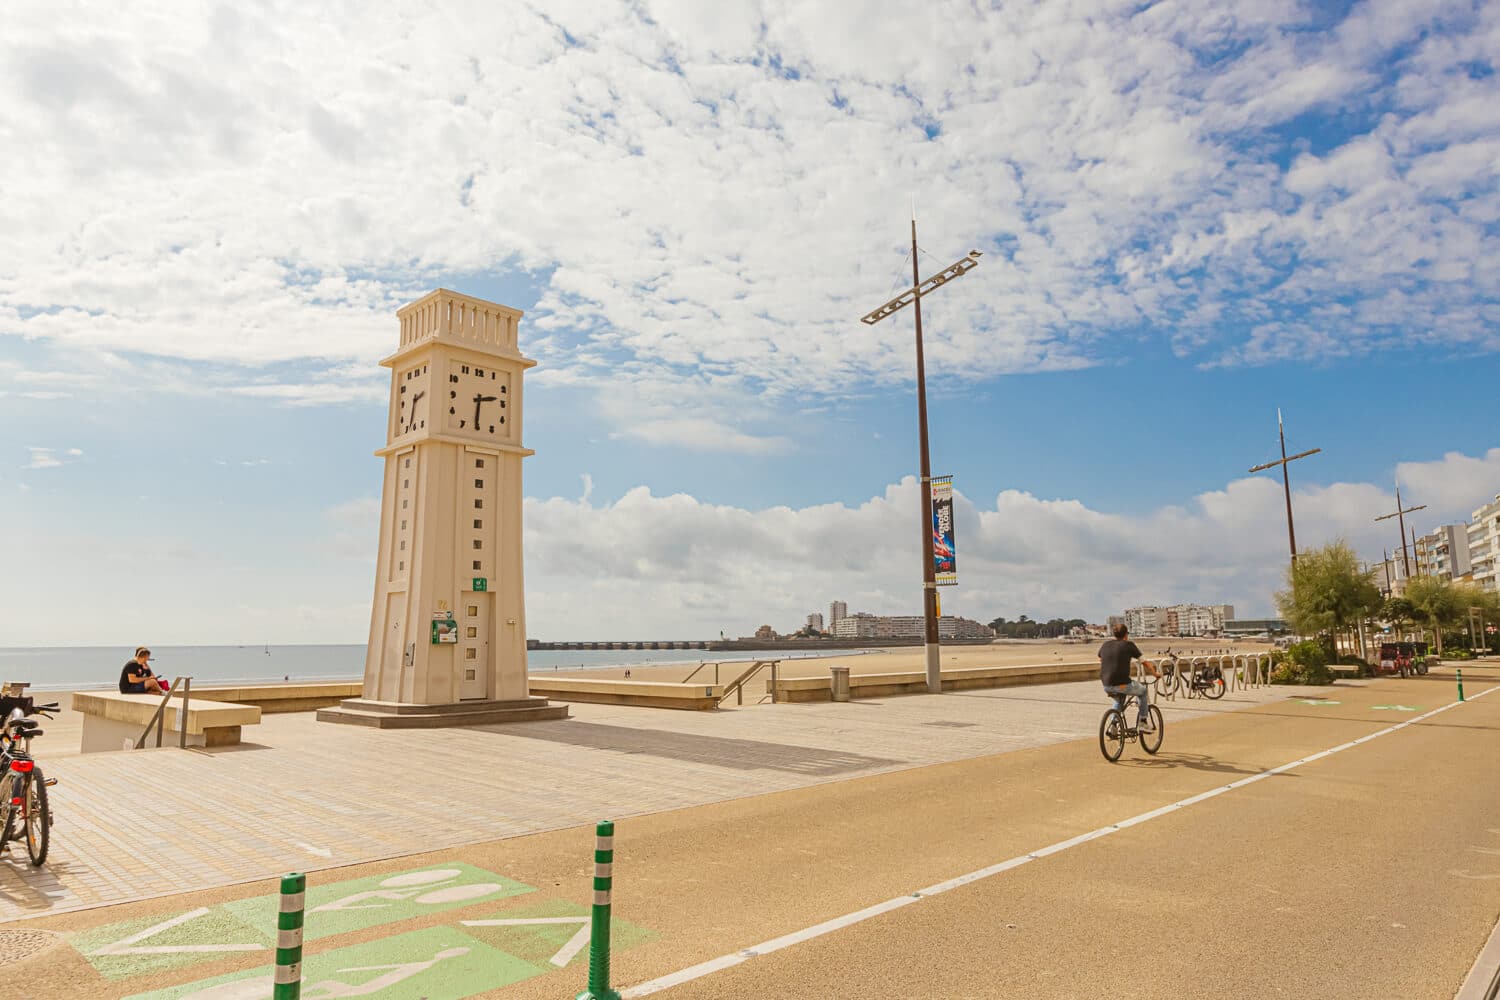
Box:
[132,677,192,749]
[719,660,779,706]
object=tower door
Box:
[459,592,490,700]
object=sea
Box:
[0,644,844,692]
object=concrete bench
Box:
[770,662,1100,703]
[191,682,364,714]
[71,691,261,753]
[525,678,724,711]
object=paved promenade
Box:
[0,678,1293,923]
[5,669,1495,1000]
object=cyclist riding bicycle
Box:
[1100,624,1159,731]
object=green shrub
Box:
[1270,640,1334,685]
[1447,649,1475,661]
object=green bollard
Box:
[1458,668,1465,703]
[577,820,621,1000]
[274,872,305,999]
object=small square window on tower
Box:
[472,560,481,571]
[473,519,482,529]
[474,479,483,489]
[474,499,483,509]
[473,539,482,549]
[467,605,479,617]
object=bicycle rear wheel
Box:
[1203,670,1226,700]
[1140,705,1165,754]
[23,772,47,866]
[1098,708,1126,762]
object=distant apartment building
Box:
[828,613,994,640]
[829,601,848,627]
[1106,615,1126,630]
[1370,553,1410,598]
[1124,604,1234,637]
[1415,524,1472,582]
[1124,606,1166,637]
[806,612,825,633]
[1470,494,1500,593]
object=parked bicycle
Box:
[0,696,58,866]
[1099,677,1164,762]
[1155,648,1226,700]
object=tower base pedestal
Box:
[316,696,569,729]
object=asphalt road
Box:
[5,667,1496,1000]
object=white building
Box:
[1125,603,1235,637]
[806,612,825,633]
[1470,494,1500,592]
[1124,606,1166,637]
[1416,524,1472,581]
[829,601,848,628]
[828,613,993,640]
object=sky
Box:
[3,0,1499,645]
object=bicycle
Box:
[1099,678,1164,762]
[0,696,58,866]
[1155,648,1225,700]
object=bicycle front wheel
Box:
[24,772,48,866]
[1140,705,1165,754]
[1099,708,1126,762]
[0,775,14,847]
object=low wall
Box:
[526,678,724,711]
[190,682,364,714]
[770,661,1099,703]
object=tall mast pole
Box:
[1279,409,1298,565]
[910,215,941,694]
[1395,483,1412,579]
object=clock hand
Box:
[473,393,497,426]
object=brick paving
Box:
[0,679,1314,923]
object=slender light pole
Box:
[1375,481,1426,580]
[860,220,982,694]
[1248,410,1320,568]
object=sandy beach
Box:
[554,637,1275,683]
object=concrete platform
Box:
[316,696,569,728]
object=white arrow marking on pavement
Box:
[293,842,334,858]
[460,916,591,967]
[92,907,267,957]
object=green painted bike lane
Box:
[65,862,652,1000]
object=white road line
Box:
[621,684,1497,998]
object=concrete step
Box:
[316,698,569,729]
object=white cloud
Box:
[1397,448,1500,522]
[520,466,1446,637]
[0,0,1493,430]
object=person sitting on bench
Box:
[119,647,166,694]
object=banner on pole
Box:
[931,475,957,586]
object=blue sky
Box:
[3,0,1499,644]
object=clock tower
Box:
[319,289,568,728]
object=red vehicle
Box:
[1377,641,1430,677]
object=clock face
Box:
[444,359,511,438]
[394,363,430,438]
